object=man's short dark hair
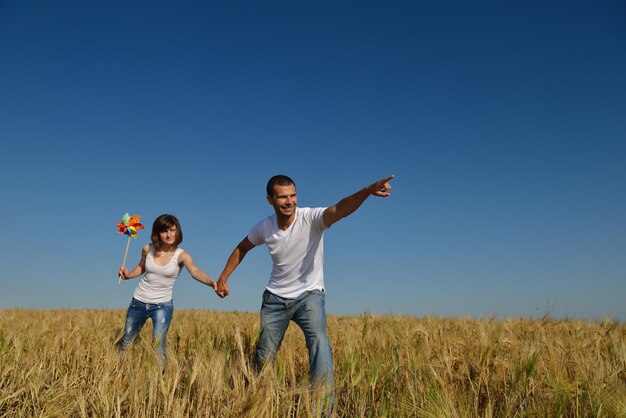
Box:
[266,175,296,197]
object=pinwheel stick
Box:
[115,213,144,284]
[119,236,132,284]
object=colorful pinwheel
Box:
[116,213,144,238]
[116,213,144,283]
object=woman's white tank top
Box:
[133,246,183,304]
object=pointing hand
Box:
[369,175,394,197]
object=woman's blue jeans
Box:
[119,298,174,363]
[254,289,334,389]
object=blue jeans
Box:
[254,289,334,389]
[119,298,174,363]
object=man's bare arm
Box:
[323,175,394,228]
[215,237,256,298]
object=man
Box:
[216,174,394,389]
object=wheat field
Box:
[0,309,624,417]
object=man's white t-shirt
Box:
[248,207,328,299]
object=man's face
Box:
[267,184,298,218]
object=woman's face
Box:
[159,226,177,246]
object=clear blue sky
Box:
[1,1,625,320]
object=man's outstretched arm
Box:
[323,175,394,228]
[216,237,256,298]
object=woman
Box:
[118,214,216,363]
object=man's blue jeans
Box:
[254,289,334,389]
[119,298,174,363]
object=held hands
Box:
[215,279,229,299]
[368,175,395,197]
